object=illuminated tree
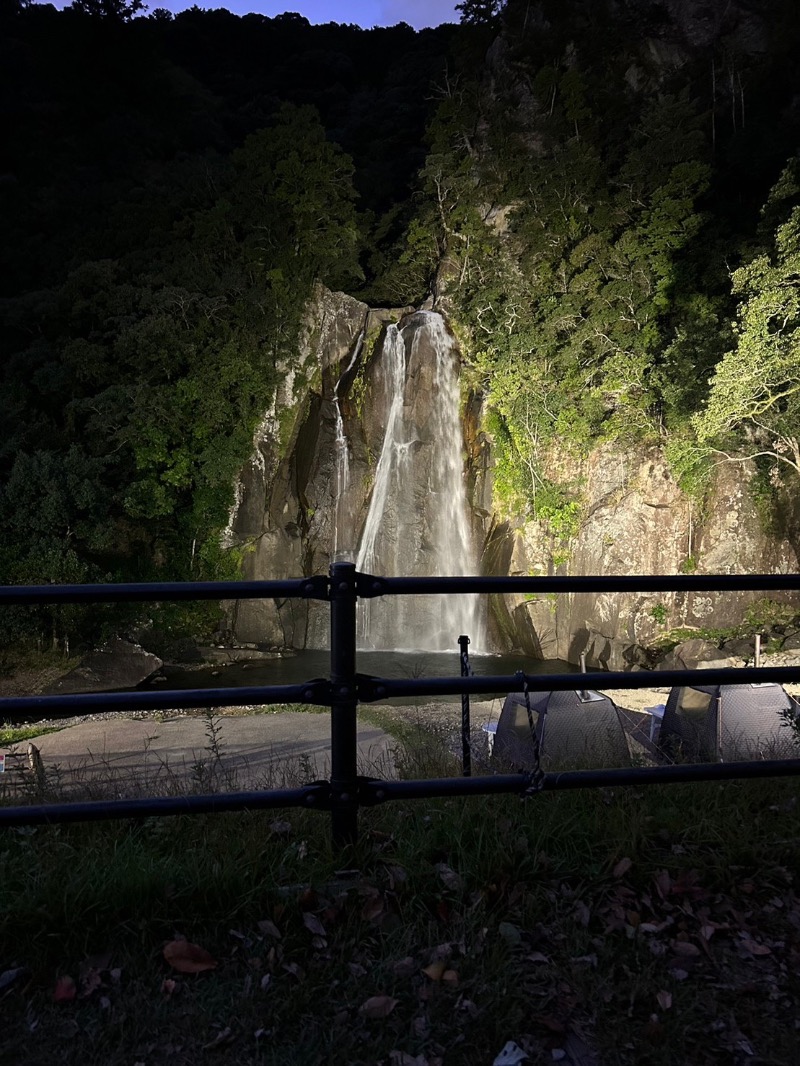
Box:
[694,203,800,478]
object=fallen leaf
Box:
[430,943,453,962]
[393,957,417,978]
[385,865,408,888]
[257,920,281,940]
[302,913,326,937]
[526,951,550,964]
[0,967,27,992]
[422,961,447,981]
[458,998,480,1018]
[163,940,217,974]
[493,1040,529,1064]
[412,1014,429,1038]
[654,870,671,899]
[53,975,76,1003]
[435,863,464,892]
[298,887,318,910]
[79,969,103,999]
[574,900,590,927]
[671,940,701,957]
[359,995,398,1019]
[203,1026,233,1049]
[81,951,112,974]
[571,954,598,968]
[283,962,305,981]
[442,969,459,986]
[741,940,772,956]
[613,857,632,879]
[656,990,672,1010]
[161,978,177,998]
[498,922,522,946]
[390,1052,429,1066]
[269,820,292,837]
[361,894,385,922]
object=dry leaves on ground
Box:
[162,939,217,974]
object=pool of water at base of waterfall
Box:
[142,651,578,707]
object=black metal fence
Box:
[3,564,800,847]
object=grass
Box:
[1,722,800,1066]
[0,725,62,746]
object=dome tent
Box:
[659,683,800,761]
[492,689,631,770]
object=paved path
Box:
[1,712,395,798]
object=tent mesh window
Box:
[660,683,799,761]
[493,689,630,770]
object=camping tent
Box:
[492,689,630,769]
[659,683,799,761]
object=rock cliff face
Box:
[225,285,798,663]
[483,443,799,669]
[224,286,373,648]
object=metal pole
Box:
[329,561,359,849]
[459,635,471,776]
[579,650,589,701]
[755,634,761,669]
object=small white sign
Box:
[0,753,5,773]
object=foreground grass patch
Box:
[0,725,62,746]
[1,778,799,1065]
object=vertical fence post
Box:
[330,561,359,848]
[459,634,471,777]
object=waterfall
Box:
[332,332,362,557]
[354,311,484,651]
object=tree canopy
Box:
[695,196,800,478]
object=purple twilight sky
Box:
[49,0,462,30]
[166,1,461,29]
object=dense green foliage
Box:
[2,0,799,650]
[0,4,454,648]
[377,0,800,533]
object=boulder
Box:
[45,638,163,694]
[721,637,756,659]
[656,638,741,672]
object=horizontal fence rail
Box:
[2,565,800,845]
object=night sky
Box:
[46,0,461,30]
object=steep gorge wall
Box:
[225,287,420,648]
[477,440,799,669]
[224,286,373,648]
[225,286,798,662]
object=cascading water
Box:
[354,311,485,651]
[332,332,362,557]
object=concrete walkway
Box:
[1,712,395,799]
